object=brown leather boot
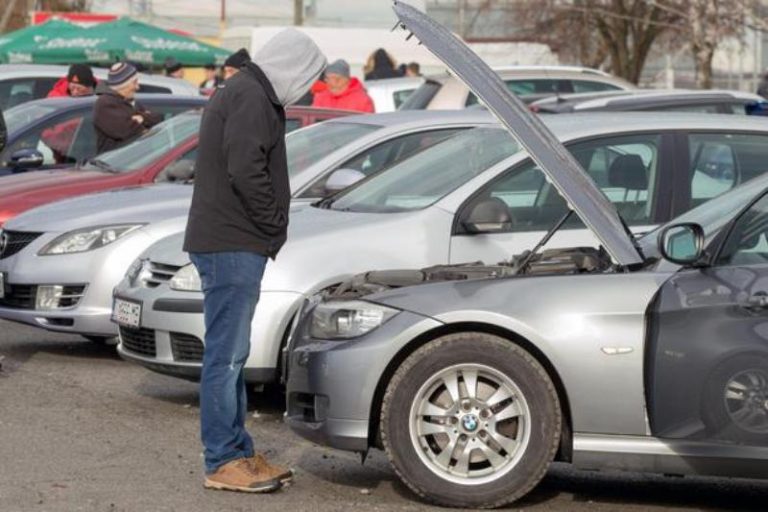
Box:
[204,458,282,493]
[248,454,294,484]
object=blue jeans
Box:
[189,251,268,474]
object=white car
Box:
[0,63,199,109]
[400,65,636,109]
[365,76,424,112]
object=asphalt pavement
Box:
[1,319,767,512]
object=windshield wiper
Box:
[88,158,118,173]
[515,210,573,274]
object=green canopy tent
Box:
[0,19,81,64]
[10,17,230,67]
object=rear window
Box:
[571,80,622,93]
[399,80,442,110]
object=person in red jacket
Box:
[47,64,96,98]
[312,59,374,113]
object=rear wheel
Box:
[380,332,560,508]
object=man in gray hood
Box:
[184,28,326,493]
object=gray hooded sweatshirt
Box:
[253,28,327,106]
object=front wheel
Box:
[380,332,561,508]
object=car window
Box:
[653,103,722,114]
[459,133,661,232]
[330,128,521,213]
[1,109,91,167]
[393,88,416,109]
[137,84,172,94]
[299,128,462,199]
[286,121,381,177]
[145,103,202,121]
[399,80,441,110]
[571,80,622,93]
[717,193,768,266]
[467,79,574,106]
[0,78,56,110]
[688,132,768,209]
[84,113,201,172]
[3,102,59,132]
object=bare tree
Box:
[652,0,763,88]
[513,0,677,84]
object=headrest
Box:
[608,154,648,191]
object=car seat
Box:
[608,154,648,222]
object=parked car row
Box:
[3,3,768,508]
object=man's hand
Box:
[131,114,145,124]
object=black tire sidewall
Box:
[382,333,560,508]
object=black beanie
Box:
[224,48,250,69]
[67,64,96,87]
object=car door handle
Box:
[744,292,768,311]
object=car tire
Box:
[380,332,561,508]
[702,354,768,444]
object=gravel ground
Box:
[1,320,767,512]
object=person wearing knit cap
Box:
[47,63,97,98]
[92,62,162,154]
[222,48,251,80]
[199,63,223,95]
[184,28,326,494]
[164,56,184,79]
[312,58,374,113]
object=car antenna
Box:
[515,209,573,273]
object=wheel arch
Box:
[368,321,574,462]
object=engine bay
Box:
[327,246,615,300]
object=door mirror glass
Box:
[463,198,513,234]
[324,168,366,194]
[659,223,705,265]
[9,148,44,170]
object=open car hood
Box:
[393,2,643,267]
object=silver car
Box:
[0,110,493,341]
[285,4,768,508]
[113,104,768,382]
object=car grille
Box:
[0,231,42,260]
[119,326,157,357]
[170,332,204,362]
[143,261,183,288]
[0,284,85,309]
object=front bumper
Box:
[285,310,442,451]
[114,282,304,384]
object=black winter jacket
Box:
[183,62,289,258]
[93,89,162,154]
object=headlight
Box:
[38,225,143,255]
[310,300,399,340]
[170,264,201,292]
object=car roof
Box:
[321,109,497,128]
[533,88,765,111]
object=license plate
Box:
[0,272,5,299]
[112,297,141,328]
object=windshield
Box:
[639,173,768,257]
[4,103,58,133]
[329,128,521,213]
[84,113,201,172]
[286,121,381,177]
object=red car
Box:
[0,106,351,226]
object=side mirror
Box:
[658,222,706,266]
[324,168,366,194]
[462,198,513,234]
[9,149,44,171]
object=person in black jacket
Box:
[364,48,403,80]
[183,29,326,494]
[92,62,162,154]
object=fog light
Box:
[36,285,64,310]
